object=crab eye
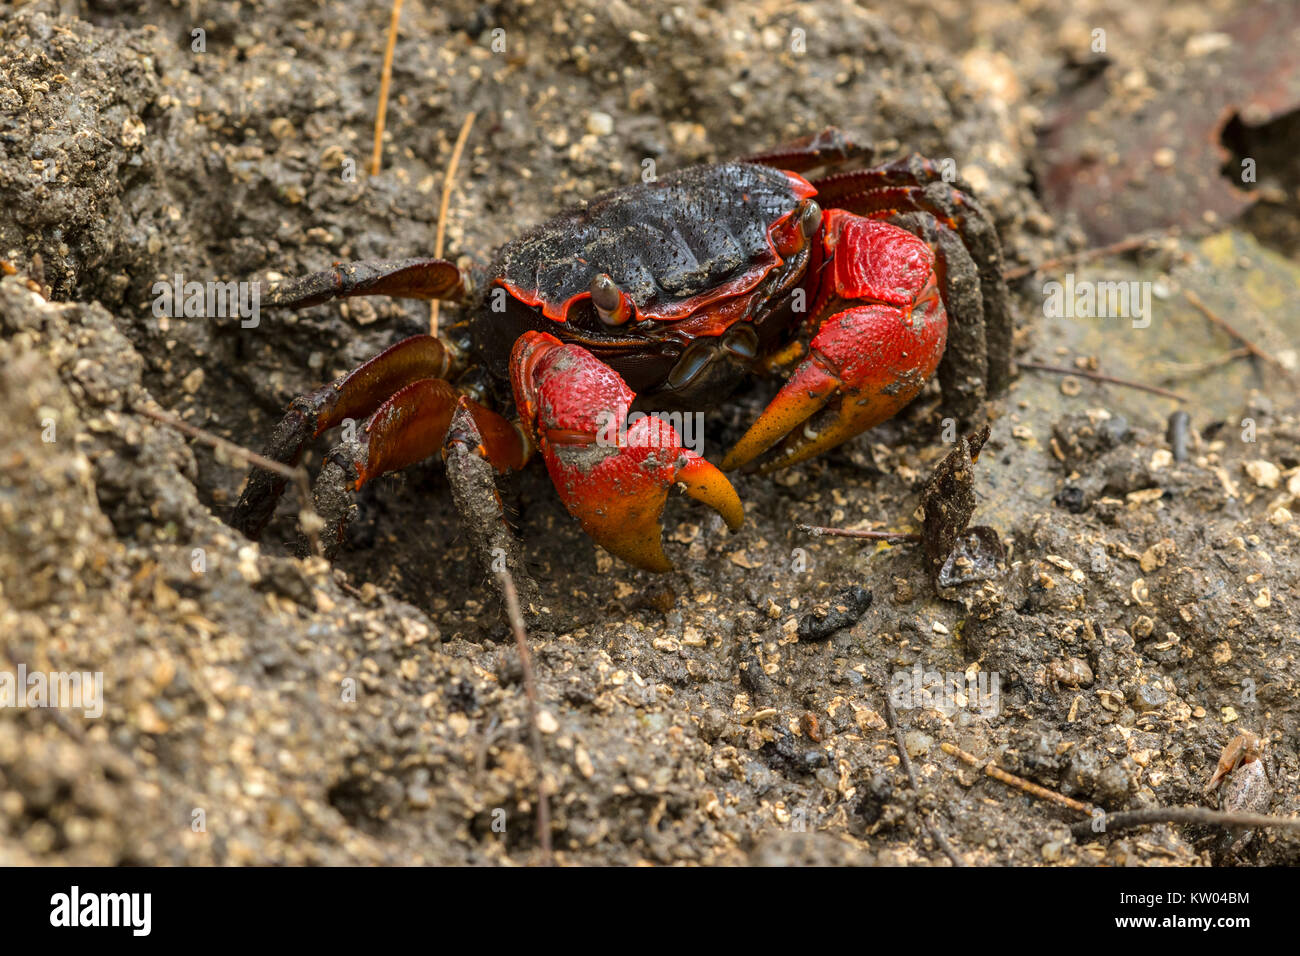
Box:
[800,200,822,239]
[589,273,631,325]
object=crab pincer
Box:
[721,215,948,472]
[511,331,742,571]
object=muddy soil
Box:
[1,0,1298,865]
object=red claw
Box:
[510,332,742,571]
[723,215,949,472]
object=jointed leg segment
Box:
[232,334,453,539]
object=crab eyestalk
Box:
[800,199,823,239]
[589,273,634,326]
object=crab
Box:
[232,128,1012,578]
[1046,657,1094,693]
[1204,731,1268,794]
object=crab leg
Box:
[813,161,1013,395]
[233,333,527,542]
[334,379,524,488]
[443,398,541,612]
[740,127,872,174]
[312,378,527,548]
[889,211,990,420]
[722,213,947,473]
[510,332,742,572]
[264,257,464,310]
[233,335,455,537]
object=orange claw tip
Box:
[568,493,675,572]
[719,360,838,472]
[576,455,742,573]
[626,546,675,573]
[676,456,744,532]
[599,527,676,573]
[577,499,677,571]
[723,297,948,473]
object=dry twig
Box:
[884,696,964,866]
[938,741,1300,843]
[1071,806,1300,840]
[1004,229,1176,281]
[369,0,405,176]
[941,742,1095,815]
[137,404,323,557]
[497,569,554,866]
[1184,289,1297,383]
[1018,360,1191,402]
[1154,347,1252,380]
[798,524,920,542]
[430,110,477,337]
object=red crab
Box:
[232,129,1011,573]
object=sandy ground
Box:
[1,0,1298,865]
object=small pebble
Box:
[1244,459,1280,489]
[904,731,932,757]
